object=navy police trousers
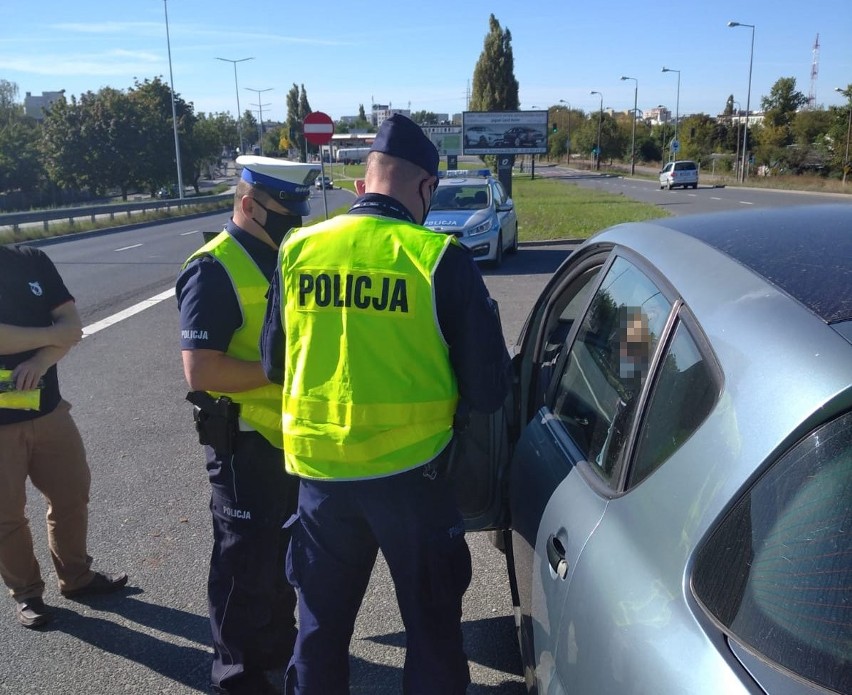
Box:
[284,461,473,695]
[206,431,299,693]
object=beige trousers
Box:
[0,401,95,600]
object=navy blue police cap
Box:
[369,114,439,179]
[236,155,320,216]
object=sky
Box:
[2,0,850,124]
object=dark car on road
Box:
[454,204,852,695]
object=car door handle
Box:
[547,534,569,580]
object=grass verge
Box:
[511,174,668,241]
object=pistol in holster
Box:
[185,391,240,457]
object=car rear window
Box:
[674,162,696,171]
[692,410,852,693]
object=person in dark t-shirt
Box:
[0,245,127,629]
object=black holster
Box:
[186,391,240,457]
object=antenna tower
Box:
[808,33,820,108]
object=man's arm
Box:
[436,247,511,414]
[181,348,271,393]
[0,301,82,355]
[9,300,83,390]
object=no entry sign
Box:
[303,111,334,146]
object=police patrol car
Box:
[423,169,519,268]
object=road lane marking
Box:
[711,197,722,200]
[180,230,200,236]
[83,289,173,338]
[114,243,142,252]
[739,201,754,205]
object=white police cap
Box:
[236,155,320,216]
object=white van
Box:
[660,160,699,190]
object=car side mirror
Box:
[497,199,513,212]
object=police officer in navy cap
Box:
[176,155,319,695]
[260,114,511,694]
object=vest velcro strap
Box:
[283,395,455,427]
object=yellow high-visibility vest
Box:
[279,214,460,480]
[185,232,282,448]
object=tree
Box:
[0,80,45,202]
[411,110,439,125]
[286,83,313,161]
[0,80,23,125]
[470,14,519,112]
[761,78,807,129]
[358,104,367,121]
[129,77,196,195]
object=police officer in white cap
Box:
[176,155,319,695]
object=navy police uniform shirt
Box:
[176,220,278,353]
[0,245,74,425]
[261,193,511,415]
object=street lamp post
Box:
[162,0,184,200]
[591,91,603,171]
[728,21,755,182]
[835,87,851,185]
[732,100,741,180]
[657,105,668,164]
[246,87,273,154]
[621,76,638,175]
[216,56,254,157]
[558,99,571,164]
[661,67,681,161]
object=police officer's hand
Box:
[11,355,49,391]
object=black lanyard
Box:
[348,195,416,224]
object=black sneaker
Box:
[61,571,128,599]
[16,597,53,628]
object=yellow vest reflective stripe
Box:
[184,232,283,448]
[279,214,459,480]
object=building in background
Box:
[24,90,65,120]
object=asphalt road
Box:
[0,191,576,694]
[3,175,846,693]
[531,164,852,216]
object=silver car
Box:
[456,204,852,695]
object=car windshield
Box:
[431,185,490,211]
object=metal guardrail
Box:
[0,193,233,234]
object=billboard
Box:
[462,110,549,155]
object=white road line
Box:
[114,243,143,252]
[739,201,754,205]
[180,230,200,236]
[83,289,174,338]
[711,197,722,200]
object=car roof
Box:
[627,205,852,325]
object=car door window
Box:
[628,319,718,487]
[550,257,672,483]
[692,410,852,694]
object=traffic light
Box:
[551,122,558,133]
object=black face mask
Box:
[253,200,300,246]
